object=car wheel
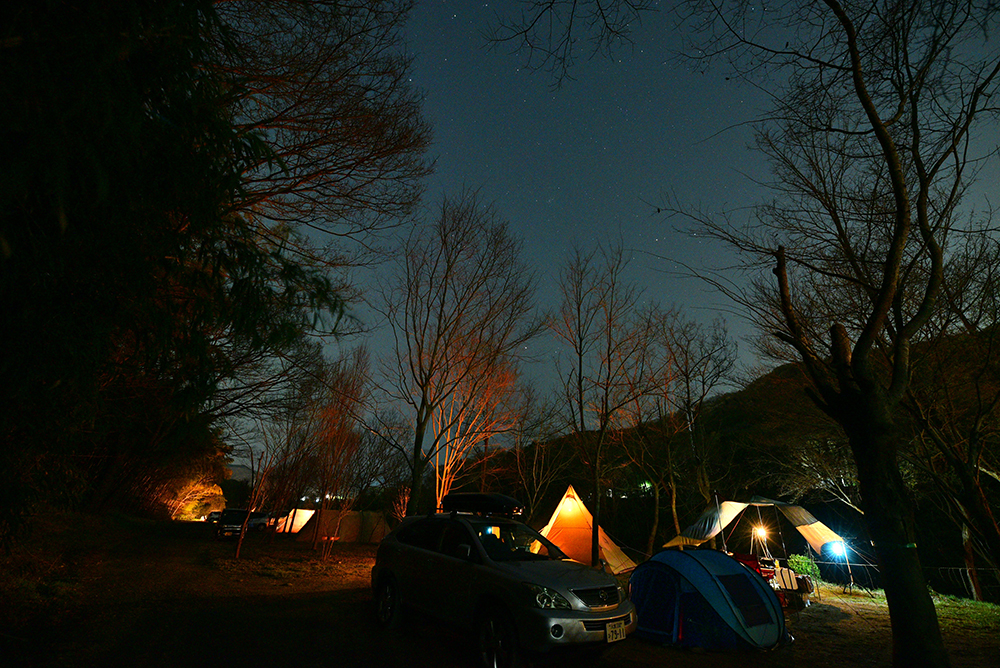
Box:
[375,575,403,629]
[477,607,521,668]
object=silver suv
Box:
[371,494,637,667]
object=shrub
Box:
[789,552,821,581]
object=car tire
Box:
[477,606,521,668]
[374,575,403,629]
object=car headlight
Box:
[526,583,572,610]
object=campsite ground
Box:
[2,514,998,668]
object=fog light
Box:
[550,624,564,639]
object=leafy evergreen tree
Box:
[0,1,425,545]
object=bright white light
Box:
[753,526,768,539]
[831,541,847,558]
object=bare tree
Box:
[379,190,541,515]
[676,3,1000,665]
[307,347,371,556]
[552,243,663,566]
[664,316,736,511]
[495,1,1000,662]
[734,364,864,511]
[243,343,330,519]
[217,0,431,247]
[904,240,1000,573]
[508,386,572,522]
[431,362,518,507]
[615,357,678,556]
[206,0,435,449]
[490,0,656,84]
[618,311,735,556]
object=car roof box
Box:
[442,493,525,518]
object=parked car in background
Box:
[248,512,270,531]
[371,493,637,668]
[215,510,270,538]
[205,511,222,524]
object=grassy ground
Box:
[2,513,997,668]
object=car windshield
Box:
[469,518,568,562]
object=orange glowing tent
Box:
[535,485,637,574]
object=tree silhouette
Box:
[495,1,1000,663]
[552,243,664,565]
[380,190,541,515]
[683,3,1000,664]
[0,0,430,546]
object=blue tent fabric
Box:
[629,549,788,650]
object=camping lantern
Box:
[751,524,774,560]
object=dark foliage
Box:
[0,1,343,546]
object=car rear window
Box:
[396,519,448,551]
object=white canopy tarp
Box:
[664,496,844,555]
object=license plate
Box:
[606,619,627,643]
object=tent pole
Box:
[844,543,855,592]
[774,505,789,564]
[755,505,772,560]
[714,490,727,552]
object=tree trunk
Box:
[954,465,1000,570]
[846,410,950,668]
[962,524,984,602]
[406,457,427,516]
[646,483,661,558]
[592,466,602,567]
[406,415,430,516]
[669,466,681,537]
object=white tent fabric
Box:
[664,496,844,555]
[295,509,389,543]
[273,508,314,534]
[535,484,637,574]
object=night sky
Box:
[399,1,769,381]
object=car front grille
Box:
[571,585,620,608]
[582,612,632,632]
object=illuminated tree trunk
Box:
[384,191,540,516]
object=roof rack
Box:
[441,493,525,518]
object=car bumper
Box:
[515,601,638,652]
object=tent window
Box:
[717,574,771,627]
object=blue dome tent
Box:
[628,549,789,650]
